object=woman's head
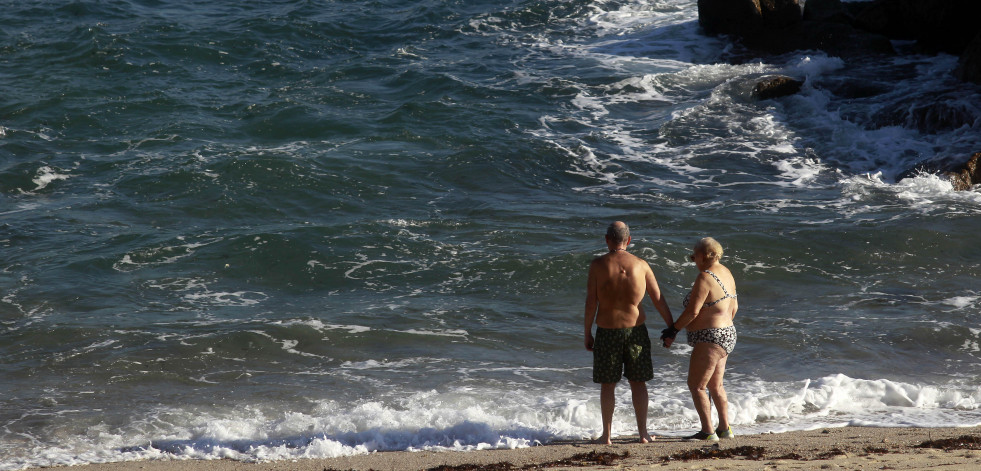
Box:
[693,237,723,262]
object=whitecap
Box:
[31,166,70,191]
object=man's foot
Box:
[684,431,719,441]
[716,426,735,439]
[638,432,654,443]
[593,435,612,445]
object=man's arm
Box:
[645,266,673,327]
[584,260,599,351]
[645,265,675,347]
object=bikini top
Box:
[683,270,737,308]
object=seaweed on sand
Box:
[916,435,981,451]
[421,450,630,471]
[663,445,766,462]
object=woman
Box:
[662,237,738,441]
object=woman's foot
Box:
[716,426,735,439]
[684,430,719,441]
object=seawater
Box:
[2,0,980,469]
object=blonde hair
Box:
[695,237,724,262]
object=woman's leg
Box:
[687,343,726,433]
[707,354,729,431]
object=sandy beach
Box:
[32,426,981,471]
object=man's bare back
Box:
[589,250,652,329]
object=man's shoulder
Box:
[625,252,652,267]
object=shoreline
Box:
[29,426,981,471]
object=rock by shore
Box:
[752,75,805,100]
[946,152,981,190]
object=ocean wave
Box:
[3,374,978,470]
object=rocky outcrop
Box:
[699,0,981,73]
[696,0,765,38]
[752,75,805,100]
[696,0,803,36]
[760,0,802,29]
[802,0,847,22]
[698,0,895,58]
[741,20,894,57]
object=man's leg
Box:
[629,380,653,443]
[598,382,616,444]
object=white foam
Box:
[30,166,70,191]
[146,277,268,307]
[5,374,978,470]
[113,238,220,272]
[788,55,845,78]
[273,319,372,334]
[340,359,424,370]
[840,172,981,213]
[398,329,469,338]
[942,295,978,309]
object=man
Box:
[584,221,674,444]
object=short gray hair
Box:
[606,221,630,244]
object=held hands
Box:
[660,326,678,348]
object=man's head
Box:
[606,221,630,247]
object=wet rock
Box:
[697,0,765,37]
[823,79,891,100]
[850,0,913,40]
[752,75,804,100]
[696,0,803,35]
[957,32,981,84]
[760,0,803,29]
[946,152,981,191]
[868,90,979,134]
[741,20,894,57]
[699,0,893,58]
[803,0,848,23]
[872,100,979,134]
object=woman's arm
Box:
[673,272,711,331]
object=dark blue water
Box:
[2,1,980,469]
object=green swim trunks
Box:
[592,324,654,383]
